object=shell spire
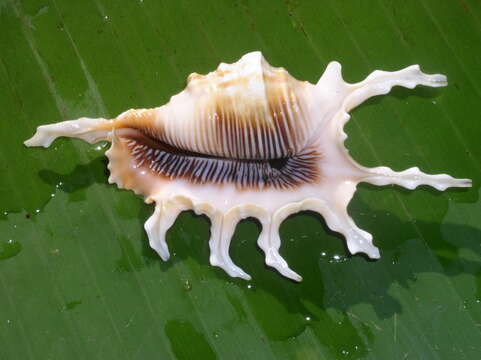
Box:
[25,51,471,281]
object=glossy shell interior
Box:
[25,51,472,281]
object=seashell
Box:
[25,51,471,281]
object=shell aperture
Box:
[25,51,471,281]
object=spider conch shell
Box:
[25,51,471,281]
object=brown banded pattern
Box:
[121,128,321,190]
[197,71,312,160]
[100,55,316,165]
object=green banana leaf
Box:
[1,0,480,359]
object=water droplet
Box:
[213,332,219,339]
[6,319,11,324]
[320,252,326,257]
[35,209,41,214]
[0,239,22,260]
[432,100,437,105]
[329,254,347,263]
[341,349,349,356]
[50,193,56,198]
[92,142,108,152]
[184,280,192,291]
[103,15,109,21]
[247,284,253,289]
[62,300,82,311]
[305,316,311,321]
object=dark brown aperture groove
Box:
[122,128,320,189]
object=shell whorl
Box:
[152,51,316,160]
[89,52,322,192]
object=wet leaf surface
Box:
[1,0,480,359]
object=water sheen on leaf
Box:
[0,0,480,359]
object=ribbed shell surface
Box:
[153,52,315,160]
